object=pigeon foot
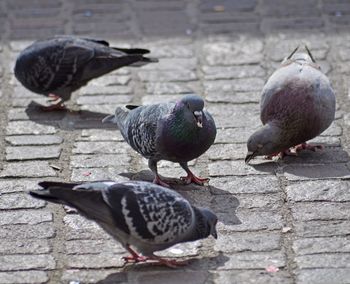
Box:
[123,246,149,264]
[180,172,209,186]
[153,175,171,188]
[150,256,188,268]
[265,149,298,160]
[295,143,323,152]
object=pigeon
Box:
[245,46,336,163]
[103,95,217,187]
[29,180,218,267]
[14,35,157,110]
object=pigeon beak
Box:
[211,228,218,239]
[245,151,256,164]
[194,111,203,128]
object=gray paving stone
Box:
[5,135,63,146]
[218,251,285,270]
[293,237,350,255]
[65,239,124,255]
[283,163,350,181]
[202,65,265,80]
[212,270,292,284]
[295,220,350,237]
[0,193,46,209]
[236,193,282,210]
[260,0,319,17]
[6,121,57,135]
[70,154,130,168]
[66,253,125,269]
[206,91,261,104]
[0,180,41,194]
[215,127,253,144]
[295,253,350,269]
[261,17,324,32]
[72,141,130,154]
[145,82,193,95]
[296,268,350,284]
[89,74,131,86]
[142,41,194,58]
[6,145,61,161]
[204,78,265,93]
[79,129,124,141]
[61,269,120,284]
[0,255,55,271]
[0,210,52,226]
[207,143,247,161]
[209,176,280,194]
[209,160,276,177]
[70,167,130,182]
[138,69,197,82]
[291,202,350,221]
[0,271,49,284]
[287,180,350,202]
[142,58,197,70]
[76,94,132,105]
[0,239,51,255]
[0,223,55,239]
[141,94,183,105]
[79,85,132,96]
[0,161,58,178]
[129,271,210,284]
[215,232,281,253]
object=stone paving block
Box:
[295,220,350,237]
[296,268,350,284]
[212,270,292,284]
[218,251,285,270]
[0,254,55,271]
[141,94,183,105]
[204,78,265,93]
[0,210,52,226]
[79,85,132,96]
[291,202,350,221]
[235,193,282,210]
[145,82,193,94]
[6,145,61,161]
[0,179,41,194]
[5,135,63,146]
[209,176,280,194]
[261,17,324,32]
[142,41,194,58]
[79,129,124,141]
[202,39,264,66]
[6,121,57,135]
[287,180,350,202]
[209,160,276,177]
[89,74,131,86]
[76,94,132,105]
[0,193,46,209]
[72,141,130,154]
[70,167,130,182]
[65,239,124,255]
[129,271,210,284]
[66,253,125,269]
[293,236,350,255]
[207,143,247,161]
[215,232,281,253]
[206,91,260,104]
[283,163,350,181]
[202,65,265,80]
[70,154,130,168]
[138,69,197,82]
[61,269,120,284]
[0,271,49,284]
[200,0,257,12]
[295,253,350,269]
[80,103,119,114]
[215,127,254,144]
[0,161,58,178]
[142,58,197,70]
[0,239,51,255]
[218,209,283,231]
[260,0,319,17]
[0,223,55,239]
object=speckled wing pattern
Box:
[104,181,194,244]
[125,103,173,159]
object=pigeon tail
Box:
[102,107,128,127]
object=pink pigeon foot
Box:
[153,175,171,188]
[42,94,66,111]
[180,171,209,186]
[265,148,298,160]
[294,143,324,153]
[150,255,188,268]
[122,246,149,264]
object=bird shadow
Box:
[25,101,116,130]
[120,170,242,226]
[248,144,350,179]
[96,252,229,284]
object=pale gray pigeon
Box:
[245,46,336,163]
[103,95,217,187]
[30,180,218,267]
[14,35,157,110]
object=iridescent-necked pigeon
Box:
[103,95,217,187]
[14,35,157,110]
[245,46,336,163]
[30,180,218,267]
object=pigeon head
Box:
[245,124,282,163]
[177,95,205,128]
[281,45,318,66]
[195,207,218,239]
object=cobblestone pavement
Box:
[1,0,350,283]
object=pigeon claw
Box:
[294,143,323,153]
[180,173,209,186]
[153,175,171,188]
[122,255,149,264]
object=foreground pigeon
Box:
[30,180,218,267]
[103,95,216,187]
[245,46,336,163]
[14,35,157,110]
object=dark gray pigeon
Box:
[245,46,336,163]
[14,35,157,110]
[103,95,217,187]
[30,180,218,267]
